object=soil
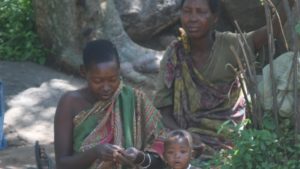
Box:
[0,61,156,169]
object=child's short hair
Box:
[83,39,120,69]
[164,130,193,148]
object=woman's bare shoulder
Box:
[56,88,90,117]
[59,88,85,103]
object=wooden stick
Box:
[281,0,300,139]
[233,20,263,128]
[264,0,279,134]
[290,1,300,139]
[266,0,289,50]
[229,46,256,125]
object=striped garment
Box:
[73,83,165,169]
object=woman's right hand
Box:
[96,144,124,162]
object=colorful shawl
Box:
[73,83,164,169]
[155,31,255,154]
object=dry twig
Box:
[233,20,263,129]
[264,0,279,134]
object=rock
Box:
[114,0,181,42]
[222,0,281,31]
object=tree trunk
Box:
[33,0,162,84]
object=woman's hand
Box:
[96,144,124,162]
[121,147,144,164]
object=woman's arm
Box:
[252,0,295,51]
[54,93,99,169]
[54,93,123,169]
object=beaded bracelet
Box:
[141,153,151,168]
[136,152,146,165]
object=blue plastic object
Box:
[0,81,7,150]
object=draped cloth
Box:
[73,83,164,169]
[155,31,255,154]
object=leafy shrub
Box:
[208,118,300,169]
[0,0,46,64]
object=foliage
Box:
[259,0,265,6]
[199,1,300,168]
[0,0,47,64]
[207,117,300,169]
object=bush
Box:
[208,118,300,169]
[0,0,46,64]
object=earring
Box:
[178,27,190,55]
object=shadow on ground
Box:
[0,61,84,169]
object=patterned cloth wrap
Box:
[73,82,165,169]
[155,31,256,157]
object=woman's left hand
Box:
[121,147,144,164]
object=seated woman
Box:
[54,39,165,169]
[155,0,293,158]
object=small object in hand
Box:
[116,151,136,167]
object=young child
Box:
[163,130,201,169]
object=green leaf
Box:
[263,116,276,130]
[217,120,231,134]
[0,0,47,63]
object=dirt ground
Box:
[0,61,156,169]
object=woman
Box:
[154,0,291,157]
[54,39,165,169]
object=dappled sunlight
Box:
[40,107,56,119]
[4,78,84,144]
[21,120,54,143]
[100,0,107,11]
[7,79,80,107]
[2,165,36,169]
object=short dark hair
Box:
[181,0,220,14]
[83,39,120,69]
[164,130,193,148]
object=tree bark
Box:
[33,0,162,84]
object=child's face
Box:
[164,137,192,169]
[85,60,120,101]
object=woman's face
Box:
[180,0,217,39]
[164,138,192,169]
[85,60,120,101]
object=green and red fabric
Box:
[73,83,164,169]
